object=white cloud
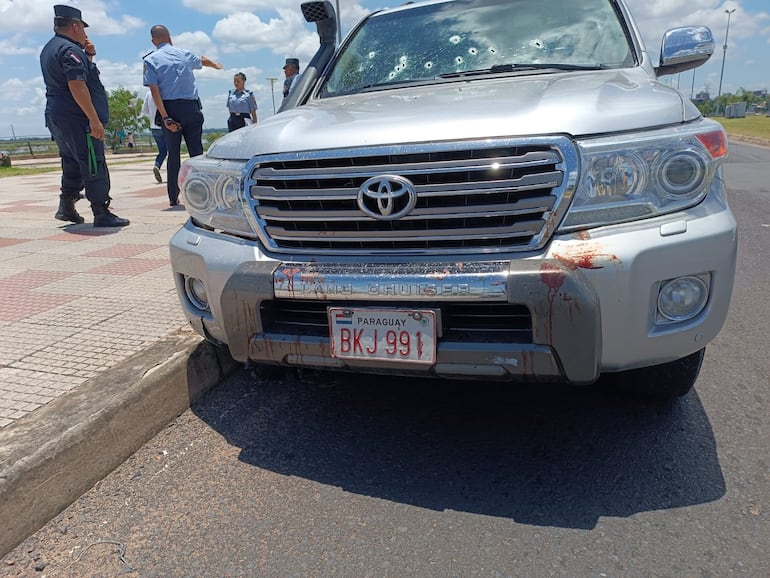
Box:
[213,10,302,50]
[0,37,37,59]
[183,0,371,31]
[0,77,37,102]
[96,59,146,95]
[173,31,219,59]
[183,0,290,15]
[212,8,320,65]
[340,3,371,34]
[224,66,263,82]
[0,0,144,35]
[0,77,47,137]
[631,1,769,51]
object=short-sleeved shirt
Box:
[141,91,161,129]
[227,89,257,115]
[40,34,109,124]
[143,43,202,101]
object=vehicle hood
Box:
[208,68,698,160]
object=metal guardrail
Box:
[0,135,161,158]
[2,132,222,160]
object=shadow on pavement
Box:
[58,223,124,236]
[193,367,725,530]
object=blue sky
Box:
[0,0,768,138]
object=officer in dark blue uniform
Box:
[282,58,300,101]
[40,5,128,227]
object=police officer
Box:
[39,5,129,227]
[226,72,258,132]
[282,58,300,101]
[143,25,223,206]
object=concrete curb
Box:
[0,332,240,557]
[727,134,770,148]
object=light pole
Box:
[267,77,278,114]
[690,68,696,100]
[717,8,736,100]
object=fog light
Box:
[184,276,209,311]
[657,276,708,322]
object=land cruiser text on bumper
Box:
[170,0,737,399]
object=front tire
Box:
[609,348,705,400]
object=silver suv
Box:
[170,0,737,399]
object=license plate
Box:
[328,307,436,364]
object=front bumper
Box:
[170,196,736,384]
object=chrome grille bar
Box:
[244,136,578,255]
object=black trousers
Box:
[163,99,204,204]
[227,113,249,132]
[45,112,110,207]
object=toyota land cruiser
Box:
[170,0,737,399]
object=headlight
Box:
[179,157,256,237]
[654,150,709,198]
[559,121,727,230]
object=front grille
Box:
[245,137,577,255]
[260,300,533,343]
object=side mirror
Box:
[655,26,714,77]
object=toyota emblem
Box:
[357,175,417,220]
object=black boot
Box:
[55,196,84,224]
[92,204,130,227]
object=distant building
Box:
[692,90,710,104]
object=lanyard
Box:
[86,134,97,176]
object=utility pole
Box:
[267,77,278,114]
[717,8,736,99]
[690,69,696,100]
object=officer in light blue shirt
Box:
[143,24,223,206]
[226,72,258,132]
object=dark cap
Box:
[54,5,89,27]
[283,58,299,69]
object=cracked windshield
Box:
[322,0,633,97]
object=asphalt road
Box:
[2,143,768,577]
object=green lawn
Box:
[713,115,770,141]
[0,157,151,178]
[0,166,59,177]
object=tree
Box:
[106,88,148,149]
[696,87,763,117]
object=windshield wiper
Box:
[438,63,604,78]
[358,79,433,93]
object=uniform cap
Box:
[54,5,89,27]
[283,58,300,69]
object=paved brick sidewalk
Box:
[0,156,190,428]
